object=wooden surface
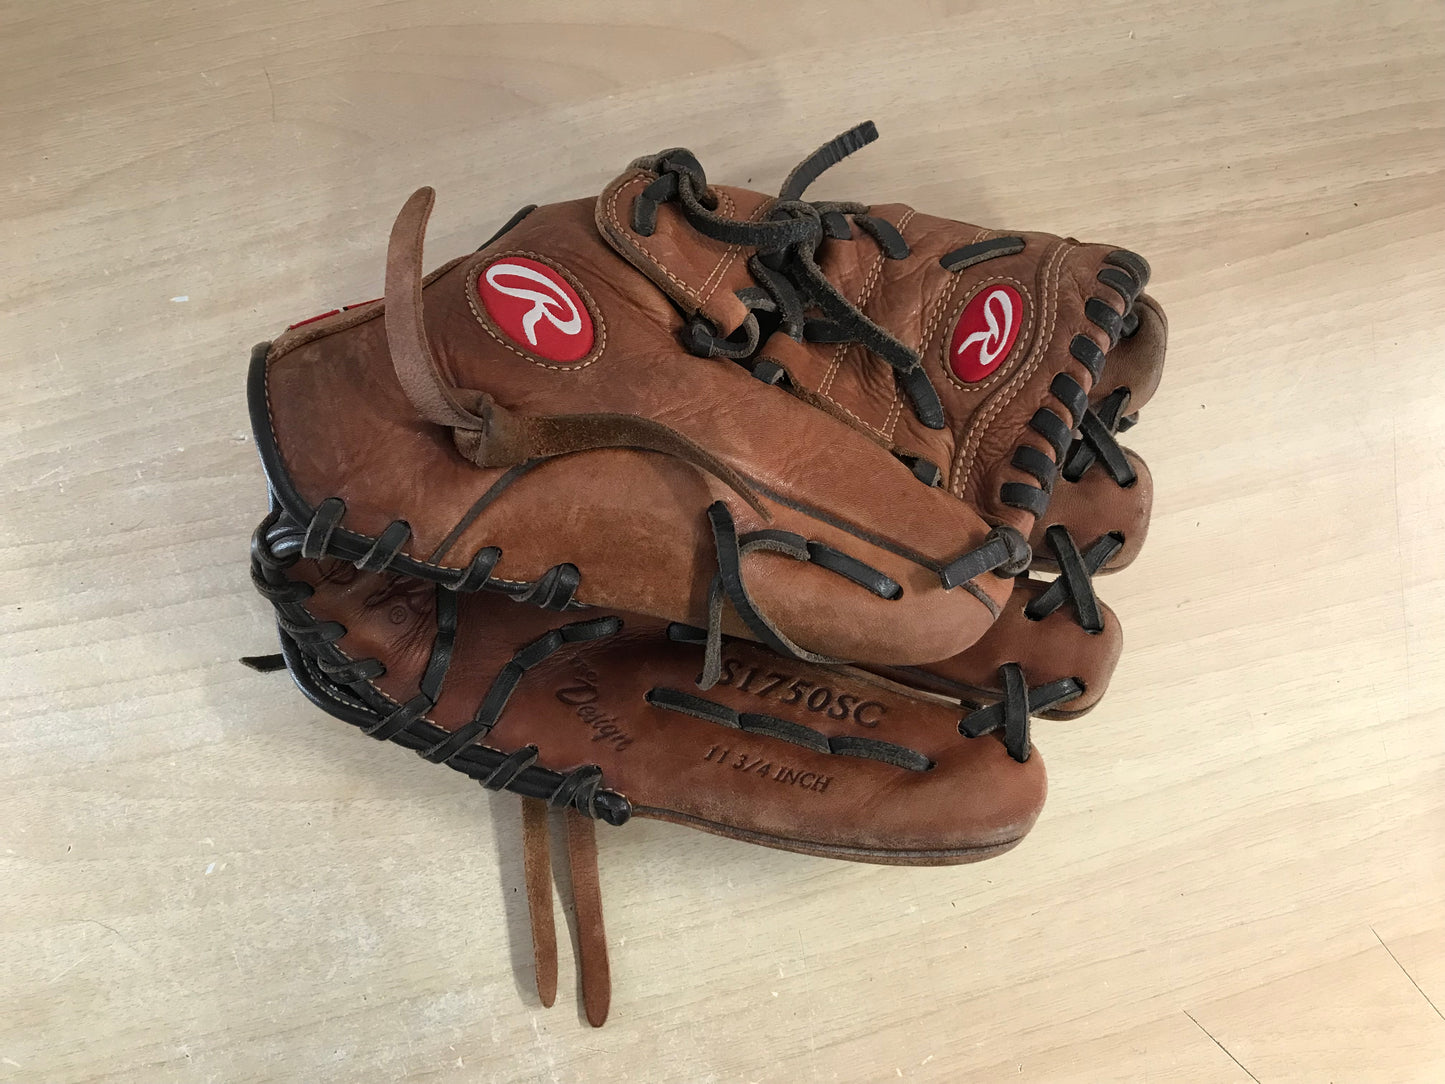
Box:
[3,2,1443,1081]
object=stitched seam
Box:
[604,175,701,302]
[820,397,890,440]
[695,192,754,303]
[919,226,989,363]
[876,211,920,442]
[818,340,850,397]
[602,174,740,307]
[820,210,913,398]
[466,250,608,371]
[950,239,1069,497]
[819,208,916,434]
[881,380,905,442]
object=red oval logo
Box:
[948,285,1023,383]
[477,257,594,362]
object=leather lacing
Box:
[957,664,1077,764]
[246,510,627,813]
[956,274,1155,749]
[1061,256,1151,490]
[663,622,1046,767]
[1064,390,1140,489]
[646,685,935,772]
[1024,525,1122,635]
[289,481,1016,691]
[299,495,583,608]
[950,262,1150,758]
[994,253,1150,518]
[277,466,1027,706]
[952,520,1127,762]
[634,122,944,427]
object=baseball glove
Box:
[242,124,1164,1027]
[244,504,1116,1024]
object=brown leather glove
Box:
[246,509,1058,1025]
[244,125,1161,1029]
[252,179,1051,681]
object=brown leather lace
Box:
[522,799,611,1027]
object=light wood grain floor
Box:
[3,2,1443,1081]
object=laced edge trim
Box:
[1054,254,1154,492]
[1023,527,1123,634]
[250,511,633,824]
[949,244,1151,529]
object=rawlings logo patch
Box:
[477,256,594,362]
[949,284,1023,383]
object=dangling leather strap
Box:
[521,798,558,1008]
[386,187,497,432]
[383,187,768,518]
[565,809,611,1028]
[518,802,612,1026]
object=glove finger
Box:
[869,576,1122,720]
[759,214,1141,540]
[1028,447,1153,574]
[1097,292,1167,415]
[267,550,1046,865]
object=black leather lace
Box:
[1025,525,1122,635]
[951,525,1123,760]
[958,663,1078,763]
[1062,266,1149,489]
[246,508,632,823]
[633,122,947,429]
[966,258,1152,752]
